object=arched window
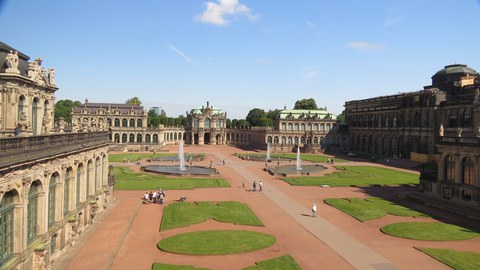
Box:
[288,136,293,145]
[320,123,325,131]
[281,136,286,144]
[281,123,286,130]
[145,134,151,143]
[294,137,299,144]
[462,157,474,185]
[32,98,39,135]
[326,123,331,131]
[153,134,158,143]
[114,133,120,143]
[288,123,293,130]
[107,118,112,127]
[301,137,305,144]
[300,123,305,131]
[137,134,142,143]
[463,110,472,128]
[274,136,279,144]
[307,123,312,131]
[48,173,59,227]
[28,181,41,242]
[445,155,455,182]
[174,133,177,140]
[0,190,17,264]
[18,95,25,123]
[76,164,83,206]
[448,111,457,127]
[95,157,101,191]
[314,123,318,131]
[64,168,73,215]
[204,118,211,129]
[114,118,120,127]
[294,123,299,131]
[130,119,135,127]
[122,134,127,143]
[86,161,92,196]
[122,119,128,127]
[314,137,318,144]
[137,119,142,127]
[129,134,135,142]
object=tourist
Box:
[148,191,153,202]
[242,181,245,189]
[143,192,149,204]
[259,180,263,191]
[312,203,317,217]
[152,190,157,204]
[253,181,257,191]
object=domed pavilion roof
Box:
[433,64,479,78]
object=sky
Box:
[1,0,480,119]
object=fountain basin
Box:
[143,165,218,176]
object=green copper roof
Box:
[278,109,336,120]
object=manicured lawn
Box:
[152,263,210,270]
[161,201,264,231]
[242,255,302,270]
[109,153,174,162]
[283,166,419,186]
[417,248,480,270]
[381,222,480,241]
[324,197,429,221]
[237,153,348,163]
[157,230,276,255]
[113,166,230,190]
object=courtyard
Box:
[52,145,480,270]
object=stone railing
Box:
[0,132,110,170]
[439,136,480,145]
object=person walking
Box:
[259,180,263,191]
[252,181,257,191]
[312,203,317,217]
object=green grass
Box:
[161,201,264,231]
[381,222,480,241]
[283,166,419,186]
[236,153,348,163]
[113,166,230,190]
[242,255,302,270]
[324,197,429,221]
[157,230,276,255]
[152,263,210,270]
[109,153,174,162]
[418,248,480,270]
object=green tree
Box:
[175,115,186,126]
[294,98,318,110]
[226,118,232,128]
[237,119,249,128]
[337,109,346,123]
[126,97,142,107]
[147,108,160,127]
[54,99,81,123]
[231,119,238,128]
[246,108,266,126]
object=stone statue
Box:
[19,111,29,131]
[41,114,51,134]
[28,58,43,83]
[457,127,462,138]
[57,117,66,133]
[48,68,56,86]
[439,124,444,137]
[39,68,48,85]
[5,50,20,74]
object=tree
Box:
[337,109,346,123]
[246,108,266,126]
[126,97,142,107]
[294,98,318,110]
[237,119,249,128]
[54,99,81,123]
[147,108,159,127]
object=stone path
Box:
[214,153,400,270]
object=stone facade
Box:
[345,64,480,206]
[72,102,185,151]
[0,42,114,269]
[226,108,346,153]
[185,102,227,145]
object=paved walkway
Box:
[214,153,400,270]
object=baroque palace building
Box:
[72,102,185,151]
[0,42,114,269]
[345,64,480,206]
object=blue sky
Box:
[1,0,480,119]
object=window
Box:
[64,168,72,215]
[153,134,158,143]
[129,119,135,127]
[86,161,92,196]
[0,190,16,264]
[76,164,83,206]
[28,181,41,242]
[320,123,325,131]
[122,119,127,127]
[288,123,293,131]
[114,134,120,143]
[48,174,58,227]
[294,123,299,131]
[445,155,455,182]
[107,118,112,127]
[95,158,101,191]
[314,123,318,131]
[448,111,457,127]
[129,134,135,143]
[137,134,142,143]
[114,118,120,127]
[204,118,211,129]
[137,119,142,127]
[145,134,151,143]
[463,110,472,128]
[281,136,286,144]
[18,95,25,122]
[462,157,474,185]
[274,136,279,144]
[300,123,305,131]
[281,123,286,130]
[122,134,127,143]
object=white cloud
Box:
[347,42,384,51]
[301,66,319,84]
[168,44,201,68]
[195,0,257,26]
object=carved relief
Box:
[5,50,20,74]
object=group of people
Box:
[252,180,263,191]
[143,189,166,204]
[326,158,334,165]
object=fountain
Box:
[296,145,302,171]
[266,142,271,162]
[179,141,186,171]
